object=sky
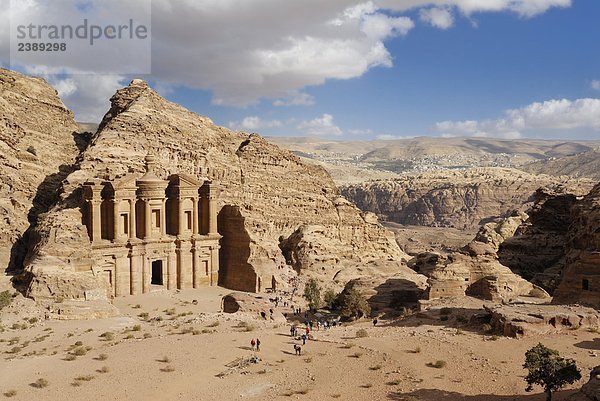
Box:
[1,0,599,141]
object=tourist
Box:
[250,338,256,351]
[294,344,302,355]
[256,338,261,352]
[373,318,378,327]
[301,333,307,345]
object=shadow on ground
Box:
[388,388,578,401]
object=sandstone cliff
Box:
[341,168,593,229]
[495,189,580,292]
[0,68,80,273]
[23,79,405,301]
[553,183,600,305]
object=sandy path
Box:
[1,289,598,400]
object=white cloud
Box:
[273,91,315,107]
[435,98,600,138]
[378,0,571,18]
[348,128,374,136]
[376,134,413,140]
[298,114,343,137]
[0,0,573,120]
[592,80,600,91]
[419,7,454,29]
[23,65,125,122]
[228,116,283,131]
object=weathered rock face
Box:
[25,79,404,300]
[486,304,600,338]
[0,68,80,272]
[410,241,550,303]
[553,183,600,306]
[342,263,428,315]
[496,189,580,292]
[221,292,286,323]
[341,168,593,229]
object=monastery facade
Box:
[81,156,221,298]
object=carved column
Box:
[144,200,152,239]
[192,245,200,288]
[160,199,167,237]
[167,252,177,290]
[210,245,220,286]
[112,199,120,242]
[142,257,149,293]
[90,199,102,242]
[178,198,185,235]
[208,186,218,235]
[192,197,199,235]
[130,253,141,295]
[129,199,136,239]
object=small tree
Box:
[523,343,581,401]
[323,288,339,309]
[303,278,321,312]
[339,288,371,320]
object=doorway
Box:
[151,260,163,285]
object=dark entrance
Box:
[151,260,163,285]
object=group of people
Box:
[250,338,261,352]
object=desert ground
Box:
[1,287,597,401]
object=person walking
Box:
[373,318,378,327]
[256,338,261,352]
[301,333,307,345]
[250,338,256,351]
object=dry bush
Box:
[356,329,369,338]
[31,378,49,388]
[160,365,175,372]
[369,364,382,370]
[3,390,17,397]
[95,353,108,361]
[207,321,220,327]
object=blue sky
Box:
[2,0,599,140]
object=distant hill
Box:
[269,136,600,184]
[521,147,600,180]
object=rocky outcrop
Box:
[0,68,80,272]
[341,168,593,229]
[342,264,428,314]
[553,183,600,306]
[486,304,600,338]
[410,241,550,303]
[496,189,580,292]
[221,292,286,323]
[24,78,404,301]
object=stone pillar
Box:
[192,245,200,288]
[129,199,137,239]
[90,200,102,242]
[178,198,185,235]
[114,255,129,296]
[192,197,199,235]
[130,253,142,295]
[113,199,120,242]
[144,200,152,239]
[167,252,177,290]
[210,245,220,286]
[161,199,167,237]
[208,186,218,235]
[142,257,149,293]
